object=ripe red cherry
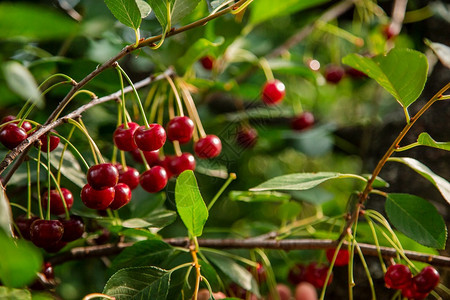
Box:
[87,163,119,190]
[0,123,28,149]
[194,135,222,159]
[236,127,258,148]
[304,262,332,289]
[81,184,115,210]
[166,116,195,144]
[324,65,345,84]
[401,282,428,300]
[117,165,140,190]
[288,264,306,285]
[140,166,168,193]
[38,130,60,152]
[385,264,412,290]
[262,79,285,105]
[1,115,32,132]
[326,248,350,266]
[59,216,84,242]
[412,266,440,293]
[168,153,196,176]
[42,188,74,215]
[30,219,64,248]
[130,148,160,166]
[134,124,166,151]
[346,67,367,79]
[200,56,214,70]
[14,215,39,240]
[43,240,67,253]
[113,122,139,151]
[291,112,314,131]
[109,183,132,210]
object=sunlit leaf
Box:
[136,0,152,18]
[417,132,450,151]
[104,0,142,30]
[229,191,291,202]
[0,184,13,235]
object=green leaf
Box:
[0,184,13,235]
[289,188,334,205]
[0,287,31,300]
[177,37,224,71]
[417,132,450,151]
[0,3,78,40]
[389,157,450,204]
[148,0,201,30]
[103,266,171,299]
[104,0,142,30]
[175,170,208,237]
[278,201,302,221]
[229,191,290,203]
[206,252,260,297]
[385,193,447,249]
[342,48,428,108]
[3,61,44,108]
[0,233,43,288]
[250,0,330,24]
[110,240,173,273]
[136,0,152,18]
[250,172,362,192]
[122,210,177,228]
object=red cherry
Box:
[0,123,28,149]
[38,130,60,152]
[268,284,292,300]
[30,219,64,248]
[134,124,166,151]
[59,216,84,242]
[43,240,67,253]
[291,112,314,131]
[109,183,132,210]
[1,115,32,132]
[412,266,440,293]
[346,67,367,78]
[140,166,168,193]
[81,184,115,210]
[168,153,196,176]
[288,264,307,285]
[113,122,139,151]
[87,163,119,190]
[42,188,74,215]
[324,65,345,84]
[130,148,160,166]
[14,215,39,240]
[304,262,332,289]
[43,262,54,279]
[326,248,350,267]
[117,165,140,190]
[236,127,258,148]
[401,282,428,300]
[166,116,195,144]
[194,135,222,159]
[262,79,285,105]
[200,56,214,70]
[248,262,267,283]
[384,264,412,290]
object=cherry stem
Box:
[259,57,274,82]
[364,215,387,273]
[319,238,345,300]
[178,80,206,138]
[26,160,32,219]
[52,131,90,171]
[138,150,151,171]
[53,89,97,122]
[165,74,184,117]
[68,119,102,165]
[355,243,377,299]
[256,249,279,300]
[10,202,28,213]
[207,173,237,211]
[144,82,158,111]
[120,151,127,170]
[36,146,43,219]
[173,141,182,157]
[116,67,129,129]
[46,137,51,221]
[56,126,75,185]
[168,89,175,120]
[190,236,201,300]
[149,84,166,123]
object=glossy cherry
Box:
[134,124,166,151]
[166,116,195,144]
[194,135,222,159]
[38,130,60,152]
[168,153,196,176]
[43,240,67,253]
[140,166,168,193]
[109,183,132,210]
[42,188,74,215]
[291,112,314,131]
[81,184,115,210]
[262,79,285,105]
[1,115,32,132]
[384,264,412,290]
[14,215,39,240]
[0,123,28,149]
[288,264,307,285]
[117,165,140,190]
[412,266,440,293]
[87,163,119,190]
[304,262,332,289]
[326,248,350,266]
[236,127,258,148]
[130,148,160,166]
[324,65,345,84]
[113,122,139,151]
[200,56,214,70]
[30,219,64,248]
[59,216,85,242]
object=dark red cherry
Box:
[81,184,115,210]
[346,67,367,78]
[304,262,332,289]
[401,282,428,300]
[324,65,345,84]
[87,163,119,190]
[1,115,32,132]
[140,166,168,193]
[291,112,314,131]
[38,130,60,152]
[59,216,84,242]
[43,240,67,253]
[385,264,412,290]
[166,116,195,144]
[113,122,139,151]
[42,188,74,215]
[412,266,440,293]
[262,79,285,105]
[130,148,160,166]
[168,153,196,176]
[117,165,140,190]
[134,124,166,151]
[326,248,350,266]
[109,183,132,210]
[288,264,306,285]
[0,123,28,149]
[30,219,64,248]
[194,135,222,159]
[236,127,258,148]
[200,56,214,70]
[14,215,39,240]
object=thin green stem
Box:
[52,89,97,122]
[365,215,387,273]
[10,202,28,213]
[355,243,376,300]
[201,248,258,267]
[207,173,237,210]
[52,131,90,171]
[164,74,184,117]
[116,68,129,129]
[256,249,279,300]
[26,160,31,219]
[68,118,101,164]
[319,238,345,300]
[36,146,43,219]
[394,142,420,152]
[259,57,274,82]
[46,137,52,220]
[56,126,76,184]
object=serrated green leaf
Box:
[148,0,201,30]
[177,37,224,71]
[385,193,447,249]
[104,0,142,30]
[229,191,291,202]
[0,287,31,300]
[0,184,13,235]
[342,48,428,108]
[103,266,170,299]
[175,170,208,237]
[389,157,450,204]
[3,61,44,108]
[136,0,152,18]
[417,132,450,151]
